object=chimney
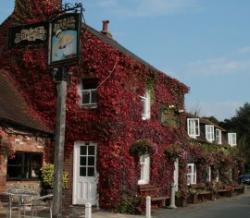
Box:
[101,20,112,38]
[13,0,61,23]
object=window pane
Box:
[80,146,87,155]
[30,154,42,178]
[88,156,95,166]
[91,90,97,104]
[80,167,86,176]
[8,153,23,165]
[88,146,95,155]
[7,166,23,179]
[88,167,95,177]
[80,157,87,166]
[82,91,90,104]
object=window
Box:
[140,90,151,120]
[215,129,222,144]
[205,125,214,143]
[187,118,200,138]
[138,154,150,185]
[228,133,237,146]
[79,142,96,177]
[80,79,97,107]
[187,163,197,185]
[207,166,211,182]
[7,152,42,180]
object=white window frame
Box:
[228,133,237,146]
[138,154,150,185]
[79,80,97,108]
[187,163,197,185]
[215,129,222,144]
[187,118,200,138]
[140,90,151,120]
[205,125,214,143]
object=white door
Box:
[73,142,98,205]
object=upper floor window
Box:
[140,90,151,120]
[205,125,214,143]
[80,79,97,108]
[187,118,200,138]
[215,129,222,144]
[187,163,197,185]
[228,133,237,146]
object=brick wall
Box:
[0,128,50,192]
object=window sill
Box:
[138,180,149,185]
[7,178,40,182]
[80,104,97,109]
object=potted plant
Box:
[129,139,154,156]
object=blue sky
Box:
[1,0,250,121]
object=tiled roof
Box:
[200,118,226,131]
[0,71,51,133]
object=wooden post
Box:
[52,68,68,218]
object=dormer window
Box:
[187,118,200,138]
[80,79,97,108]
[140,90,151,120]
[205,125,214,143]
[215,129,222,144]
[228,133,237,146]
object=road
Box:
[154,187,250,218]
[1,187,249,218]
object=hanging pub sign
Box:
[9,22,48,48]
[48,13,81,66]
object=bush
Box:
[40,164,69,189]
[116,196,143,215]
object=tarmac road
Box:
[154,187,250,218]
[1,187,249,218]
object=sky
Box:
[1,0,250,121]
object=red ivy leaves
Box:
[0,14,189,208]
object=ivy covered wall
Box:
[0,9,189,208]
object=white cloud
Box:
[93,0,200,17]
[136,0,199,16]
[186,57,250,76]
[237,46,250,54]
[96,0,118,7]
[186,101,242,121]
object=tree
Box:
[222,103,250,171]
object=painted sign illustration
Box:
[49,13,81,66]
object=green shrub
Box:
[40,164,69,189]
[116,196,142,215]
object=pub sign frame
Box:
[48,13,81,67]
